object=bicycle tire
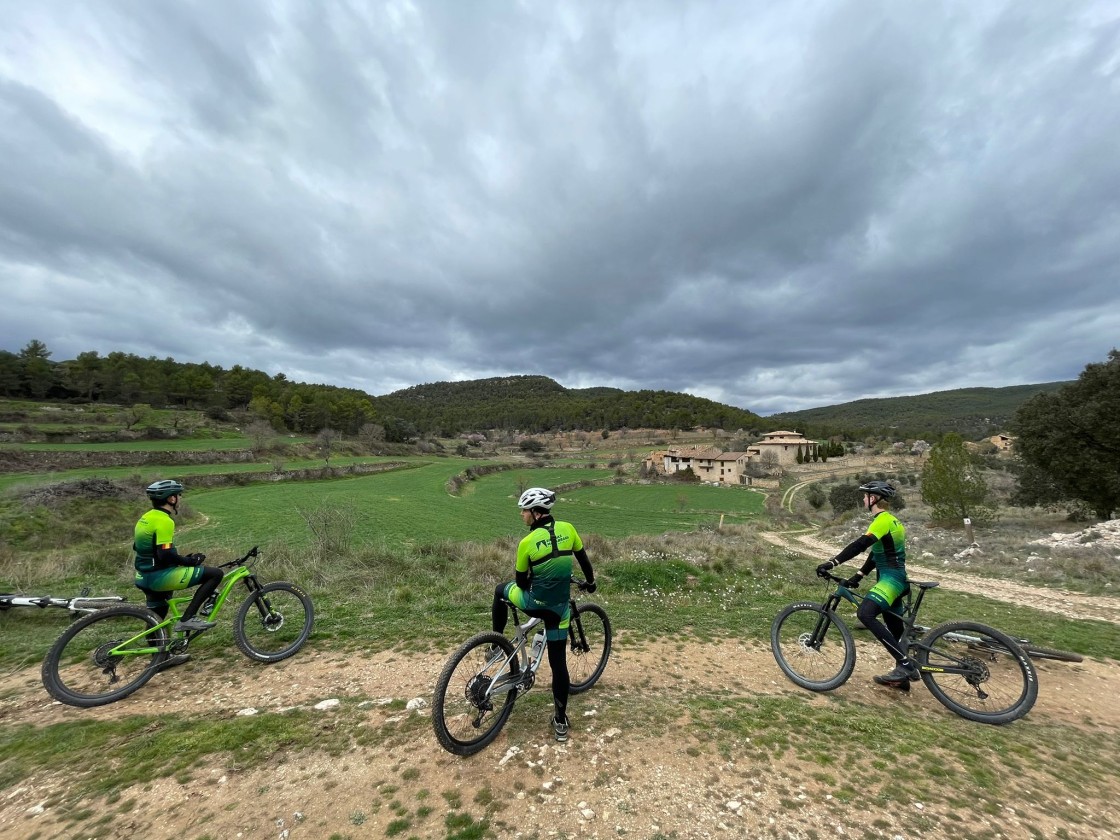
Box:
[41,605,166,707]
[432,632,519,756]
[967,639,1084,664]
[233,582,315,663]
[770,602,856,692]
[914,621,1038,725]
[568,603,612,694]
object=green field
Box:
[185,463,766,549]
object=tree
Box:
[1012,350,1120,519]
[18,339,56,398]
[920,433,995,524]
[316,427,342,462]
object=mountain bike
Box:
[41,546,314,708]
[1,588,124,617]
[771,571,1038,725]
[432,580,611,756]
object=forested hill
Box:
[376,375,764,434]
[767,382,1071,441]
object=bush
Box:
[829,484,862,513]
[518,439,544,453]
[806,485,826,509]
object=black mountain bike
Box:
[771,572,1038,725]
[432,580,611,756]
[41,546,313,707]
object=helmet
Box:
[517,487,556,511]
[858,480,897,500]
[146,479,185,501]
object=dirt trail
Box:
[762,531,1120,625]
[2,631,1120,840]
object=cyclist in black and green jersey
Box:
[492,487,596,742]
[134,480,223,642]
[816,480,917,689]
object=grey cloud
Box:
[1,1,1118,415]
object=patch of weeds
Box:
[400,767,421,781]
[441,790,462,808]
[385,817,412,836]
[444,811,489,840]
[417,806,433,819]
[473,786,495,807]
[350,811,366,826]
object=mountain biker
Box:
[134,480,223,656]
[816,480,917,690]
[492,487,596,742]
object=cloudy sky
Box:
[1,1,1117,415]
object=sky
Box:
[1,1,1118,416]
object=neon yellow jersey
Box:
[516,519,583,606]
[866,511,906,574]
[133,509,176,573]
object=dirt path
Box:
[2,631,1119,840]
[762,531,1120,625]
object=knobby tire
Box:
[233,582,315,663]
[568,603,612,694]
[914,621,1038,725]
[771,603,856,692]
[41,605,166,707]
[432,632,519,756]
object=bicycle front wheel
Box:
[915,621,1038,725]
[41,605,165,707]
[568,603,612,694]
[432,632,519,756]
[234,582,315,663]
[771,603,855,691]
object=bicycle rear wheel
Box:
[432,632,519,756]
[568,603,612,694]
[41,605,165,707]
[914,621,1038,725]
[771,603,855,691]
[233,582,315,663]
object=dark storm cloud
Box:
[1,1,1118,414]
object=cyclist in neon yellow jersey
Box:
[816,480,916,690]
[492,487,596,742]
[134,481,223,652]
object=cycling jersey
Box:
[516,518,583,606]
[133,509,178,573]
[866,510,907,575]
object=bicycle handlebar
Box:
[218,545,260,569]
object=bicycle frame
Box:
[107,547,267,659]
[481,590,593,703]
[821,573,997,682]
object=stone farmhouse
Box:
[648,431,820,486]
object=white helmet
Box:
[517,487,556,511]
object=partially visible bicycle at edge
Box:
[41,546,314,708]
[771,571,1039,725]
[432,579,612,756]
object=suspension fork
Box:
[568,598,588,652]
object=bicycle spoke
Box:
[771,604,855,691]
[432,634,519,755]
[43,607,164,707]
[916,621,1037,724]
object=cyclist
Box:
[816,480,916,690]
[492,487,596,742]
[134,480,223,655]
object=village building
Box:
[644,431,819,486]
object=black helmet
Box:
[146,479,185,501]
[858,480,897,500]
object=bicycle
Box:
[432,580,611,756]
[906,623,1082,663]
[41,546,314,708]
[771,571,1038,725]
[1,588,124,617]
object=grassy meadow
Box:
[3,427,1120,839]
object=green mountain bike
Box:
[41,546,314,708]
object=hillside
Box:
[767,381,1071,441]
[374,375,764,435]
